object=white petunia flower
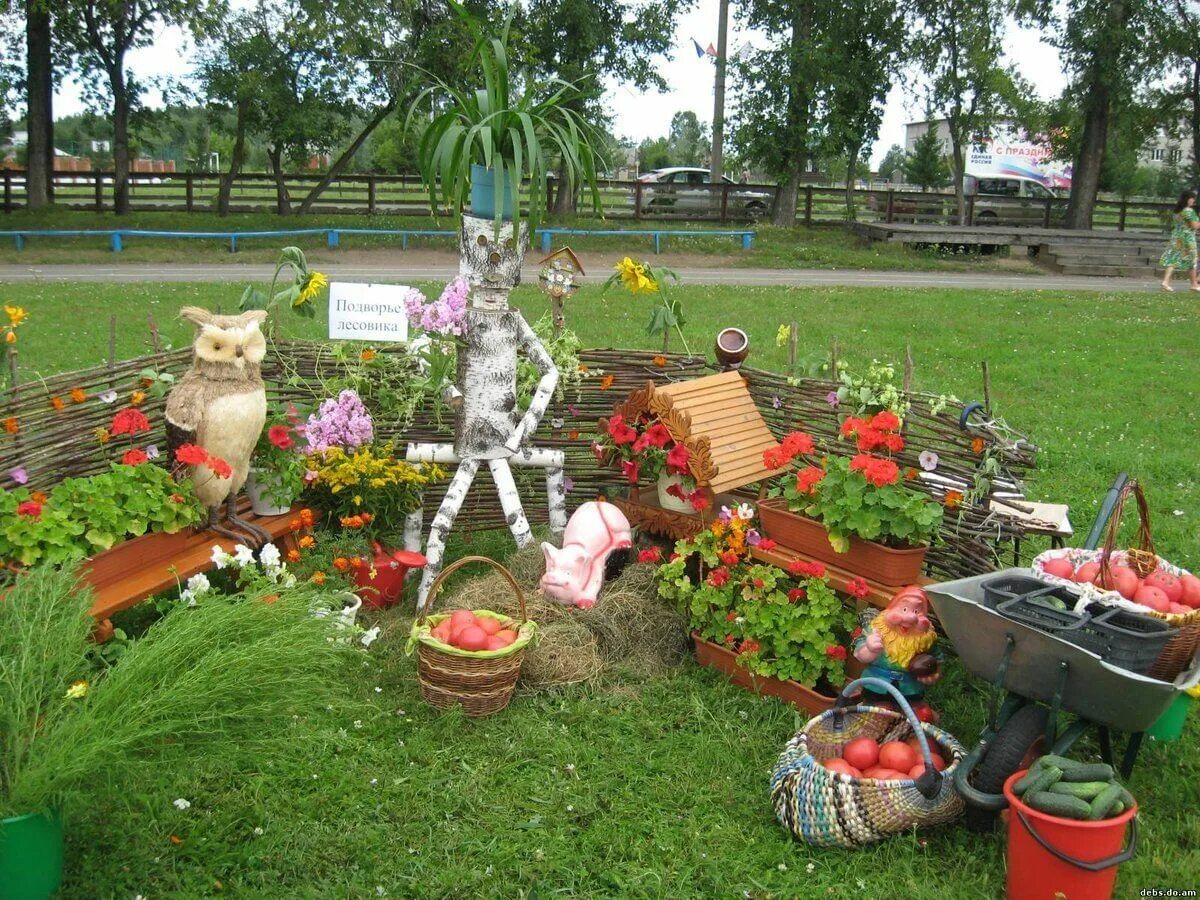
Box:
[360,626,381,648]
[737,502,756,521]
[185,572,210,595]
[210,545,233,569]
[172,798,191,810]
[918,450,939,472]
[233,544,256,568]
[258,543,281,568]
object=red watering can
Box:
[356,541,426,608]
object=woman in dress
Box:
[1160,189,1199,292]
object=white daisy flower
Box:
[172,798,191,810]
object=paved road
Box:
[0,262,1159,292]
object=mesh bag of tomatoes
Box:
[770,679,966,847]
[405,557,538,717]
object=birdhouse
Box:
[603,371,782,539]
[538,246,585,336]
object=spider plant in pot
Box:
[407,0,604,232]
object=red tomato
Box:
[823,758,862,778]
[484,635,509,651]
[1134,585,1170,612]
[1179,574,1200,609]
[1169,602,1193,615]
[1073,562,1100,584]
[1144,571,1183,604]
[449,609,476,629]
[476,616,504,636]
[909,763,929,778]
[878,741,918,773]
[843,737,880,771]
[431,621,454,644]
[494,629,518,646]
[1097,565,1140,600]
[863,767,907,780]
[455,626,489,651]
[1042,558,1074,580]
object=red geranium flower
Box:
[707,567,731,588]
[825,644,848,660]
[724,633,736,646]
[689,492,711,512]
[851,626,864,639]
[121,448,149,466]
[757,537,777,551]
[787,587,806,602]
[865,458,900,487]
[795,465,825,494]
[869,410,900,432]
[174,444,208,466]
[719,551,740,567]
[110,408,151,436]
[855,427,886,452]
[737,639,760,655]
[621,458,640,484]
[208,457,233,479]
[840,416,865,438]
[850,454,873,473]
[763,446,787,470]
[788,559,828,579]
[883,432,906,453]
[666,443,691,473]
[846,576,871,600]
[637,546,663,564]
[726,610,738,621]
[665,481,688,500]
[268,424,294,450]
[17,500,42,518]
[781,431,814,458]
[752,578,765,588]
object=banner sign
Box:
[328,282,411,342]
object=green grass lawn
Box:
[4,281,1198,897]
[0,207,1034,273]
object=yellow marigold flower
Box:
[130,390,146,407]
[311,571,326,585]
[65,680,89,700]
[614,257,658,294]
[360,349,377,362]
[4,305,28,327]
[971,436,985,455]
[50,396,65,411]
[299,535,315,549]
[944,489,963,509]
[296,271,328,306]
[4,330,14,345]
[70,387,87,404]
[3,417,18,434]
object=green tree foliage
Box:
[638,136,671,172]
[1154,0,1200,182]
[667,110,709,166]
[877,144,907,181]
[910,0,1017,223]
[902,126,952,189]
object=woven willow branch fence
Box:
[0,338,1039,581]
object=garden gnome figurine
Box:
[852,585,941,702]
[407,213,567,610]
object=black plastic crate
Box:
[995,589,1089,633]
[1077,604,1177,675]
[980,574,1059,609]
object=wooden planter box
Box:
[692,632,843,716]
[758,499,927,587]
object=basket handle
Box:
[835,676,944,799]
[420,555,528,626]
[1099,479,1157,582]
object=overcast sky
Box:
[52,0,1067,168]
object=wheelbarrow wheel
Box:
[964,703,1049,832]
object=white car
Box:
[635,167,772,218]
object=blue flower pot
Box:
[0,810,63,899]
[469,163,515,219]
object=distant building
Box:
[904,119,1071,189]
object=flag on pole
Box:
[706,43,717,57]
[691,38,706,58]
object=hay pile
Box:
[439,545,691,688]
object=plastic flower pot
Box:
[1002,771,1137,900]
[758,499,927,586]
[692,632,838,715]
[0,810,63,900]
[1147,692,1193,742]
[245,468,295,517]
[656,472,694,514]
[469,163,515,220]
[355,542,427,608]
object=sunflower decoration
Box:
[238,246,326,322]
[603,256,690,357]
[4,304,28,345]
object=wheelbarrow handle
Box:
[836,676,944,799]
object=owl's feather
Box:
[164,371,205,457]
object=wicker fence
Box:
[1,340,1038,581]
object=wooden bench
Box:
[83,500,304,640]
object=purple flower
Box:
[9,466,28,484]
[405,277,470,337]
[563,477,574,494]
[718,505,734,524]
[144,444,160,460]
[305,390,374,452]
[825,391,840,408]
[567,404,580,417]
[919,450,939,472]
[747,528,762,547]
[771,395,782,409]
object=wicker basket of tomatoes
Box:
[406,556,537,717]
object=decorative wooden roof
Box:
[538,246,585,275]
[607,371,781,495]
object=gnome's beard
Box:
[870,613,936,669]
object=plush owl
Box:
[165,306,271,546]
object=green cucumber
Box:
[1033,755,1114,782]
[1110,801,1125,815]
[1047,781,1110,801]
[1088,783,1125,820]
[1027,791,1091,819]
[1118,786,1135,808]
[1014,765,1062,796]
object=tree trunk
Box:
[1190,58,1200,185]
[948,122,966,226]
[552,156,575,215]
[1065,83,1110,230]
[268,144,292,216]
[844,140,862,221]
[297,100,396,215]
[111,63,131,215]
[25,5,54,208]
[772,167,800,226]
[772,0,811,227]
[217,98,249,217]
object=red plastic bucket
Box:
[1003,771,1137,900]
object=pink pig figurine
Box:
[539,501,633,608]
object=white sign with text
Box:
[327,282,411,342]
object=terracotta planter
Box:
[691,632,839,716]
[758,499,927,586]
